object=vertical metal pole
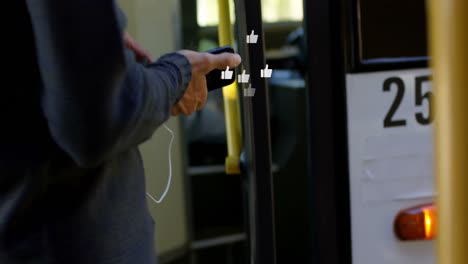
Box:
[303,0,352,263]
[234,0,277,263]
[217,0,242,175]
[429,0,468,264]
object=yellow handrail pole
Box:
[429,0,468,264]
[218,0,242,174]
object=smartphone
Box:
[205,46,236,91]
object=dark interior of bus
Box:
[171,0,429,263]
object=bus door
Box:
[304,0,434,263]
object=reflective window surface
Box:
[197,0,303,26]
[358,0,428,61]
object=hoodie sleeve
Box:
[25,0,191,167]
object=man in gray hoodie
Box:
[0,1,241,263]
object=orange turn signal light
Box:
[394,203,436,241]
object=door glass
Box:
[197,0,303,26]
[358,0,428,61]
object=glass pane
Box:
[262,0,303,23]
[197,0,235,27]
[197,0,303,26]
[358,0,428,61]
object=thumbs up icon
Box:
[238,70,250,83]
[244,84,256,97]
[246,30,259,44]
[221,66,234,80]
[260,64,273,78]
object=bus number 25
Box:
[383,75,433,128]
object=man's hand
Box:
[124,32,153,63]
[172,50,242,116]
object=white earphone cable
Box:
[146,123,174,204]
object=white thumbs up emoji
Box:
[238,70,250,83]
[246,30,259,44]
[260,64,273,78]
[221,66,234,80]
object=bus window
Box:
[357,0,428,63]
[197,0,303,26]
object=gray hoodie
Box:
[0,1,191,263]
